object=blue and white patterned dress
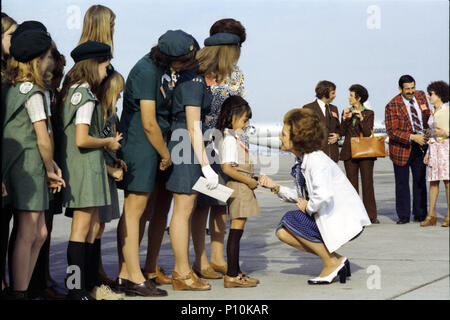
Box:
[276,156,324,243]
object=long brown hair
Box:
[98,71,124,120]
[78,5,115,52]
[196,45,240,83]
[58,56,110,112]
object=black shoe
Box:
[114,278,129,294]
[414,216,425,222]
[65,290,95,300]
[125,279,168,297]
[0,287,9,300]
[396,219,410,224]
[344,259,351,277]
[6,290,28,300]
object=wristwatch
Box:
[270,185,280,194]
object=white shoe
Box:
[91,285,125,300]
[307,258,348,285]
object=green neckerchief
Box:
[351,105,366,126]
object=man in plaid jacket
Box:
[385,75,431,224]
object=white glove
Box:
[201,165,219,189]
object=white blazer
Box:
[277,150,371,253]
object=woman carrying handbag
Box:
[340,84,379,224]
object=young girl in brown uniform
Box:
[216,96,260,288]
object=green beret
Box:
[204,33,240,46]
[10,29,52,63]
[158,30,196,57]
[71,41,111,63]
[11,21,48,43]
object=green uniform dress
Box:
[2,82,50,211]
[117,55,173,193]
[165,71,212,194]
[60,85,110,210]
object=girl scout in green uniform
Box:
[165,32,241,291]
[115,30,197,297]
[2,29,65,300]
[59,41,121,300]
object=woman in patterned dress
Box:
[422,81,449,227]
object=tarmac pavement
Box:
[39,154,450,300]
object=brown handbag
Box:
[350,130,386,158]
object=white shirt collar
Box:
[316,99,327,116]
[401,94,417,106]
[316,98,326,109]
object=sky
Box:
[3,0,449,124]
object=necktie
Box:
[409,99,422,133]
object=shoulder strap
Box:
[3,82,44,128]
[62,86,98,130]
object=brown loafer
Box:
[239,273,260,284]
[210,262,228,275]
[192,264,223,279]
[172,270,211,291]
[125,279,168,297]
[143,266,173,284]
[224,275,257,288]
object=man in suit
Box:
[303,81,341,162]
[385,75,430,224]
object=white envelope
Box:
[192,177,234,203]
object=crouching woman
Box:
[259,108,371,285]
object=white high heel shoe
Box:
[308,258,348,285]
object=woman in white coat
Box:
[259,108,371,284]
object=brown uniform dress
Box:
[226,135,260,220]
[339,108,377,221]
[303,100,341,162]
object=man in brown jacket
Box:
[303,80,341,162]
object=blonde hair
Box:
[4,53,48,91]
[99,71,124,120]
[196,45,240,83]
[78,5,115,52]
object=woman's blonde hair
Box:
[99,71,124,120]
[78,5,115,52]
[196,45,240,83]
[4,51,49,91]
